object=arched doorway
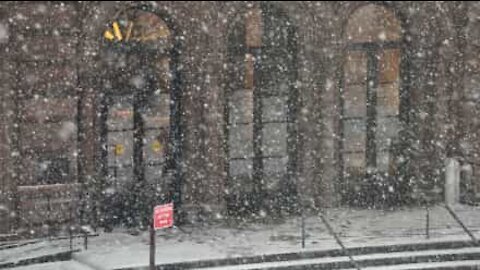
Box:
[99,6,181,227]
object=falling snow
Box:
[0,1,480,269]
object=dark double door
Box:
[100,53,174,226]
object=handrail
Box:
[444,204,478,246]
[319,212,362,270]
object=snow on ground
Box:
[73,204,480,269]
[339,260,480,270]
[4,204,480,270]
[195,247,480,270]
[1,240,73,265]
[11,261,94,270]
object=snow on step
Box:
[339,259,480,270]
[1,245,68,265]
[11,261,95,270]
[193,255,351,270]
[194,247,480,270]
[353,246,480,261]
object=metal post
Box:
[69,196,74,252]
[84,232,88,250]
[150,222,156,270]
[69,227,73,252]
[301,209,305,248]
[47,194,51,240]
[426,207,430,239]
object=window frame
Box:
[338,4,408,206]
[225,3,298,213]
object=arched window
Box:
[341,4,402,205]
[226,4,297,214]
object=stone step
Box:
[192,246,480,270]
[340,260,480,270]
[124,240,476,270]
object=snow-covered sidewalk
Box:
[10,261,95,270]
[6,204,480,270]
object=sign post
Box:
[150,203,174,270]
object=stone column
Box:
[0,5,14,233]
[445,158,461,205]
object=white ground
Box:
[4,204,480,270]
[11,261,94,270]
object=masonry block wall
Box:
[0,1,479,233]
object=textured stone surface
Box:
[0,1,479,231]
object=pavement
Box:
[3,204,480,270]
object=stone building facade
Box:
[0,1,479,233]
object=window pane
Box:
[260,72,291,95]
[262,96,287,123]
[263,156,288,175]
[107,167,133,186]
[344,85,367,117]
[245,7,262,48]
[376,117,400,151]
[143,93,170,129]
[107,95,134,130]
[376,151,390,172]
[228,123,253,158]
[344,152,365,170]
[144,129,168,164]
[343,119,366,152]
[377,82,400,116]
[262,157,288,192]
[379,49,400,84]
[263,173,282,191]
[107,130,134,167]
[229,90,253,124]
[145,165,165,186]
[345,51,367,86]
[261,123,288,157]
[229,159,253,177]
[229,173,255,195]
[244,53,255,89]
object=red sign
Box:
[153,203,174,230]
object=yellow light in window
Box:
[125,21,133,41]
[104,30,115,41]
[113,21,123,41]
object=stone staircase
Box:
[121,240,480,270]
